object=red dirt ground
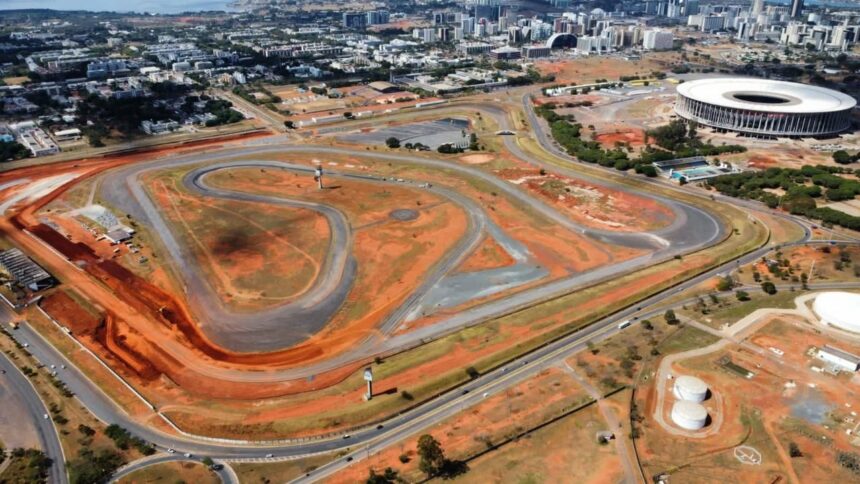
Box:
[40,290,101,334]
[533,94,603,106]
[497,167,674,232]
[747,154,778,169]
[456,235,516,273]
[595,128,649,149]
[324,367,591,483]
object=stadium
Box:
[674,78,856,138]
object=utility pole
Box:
[314,165,324,190]
[363,367,373,401]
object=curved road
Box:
[0,331,67,484]
[109,454,238,484]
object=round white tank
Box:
[813,292,860,333]
[673,375,709,403]
[671,400,708,431]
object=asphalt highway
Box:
[0,303,67,484]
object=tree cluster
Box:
[832,150,860,165]
[104,424,155,455]
[68,448,124,484]
[537,105,742,178]
[837,451,860,475]
[3,448,52,483]
[707,164,860,230]
[0,140,29,161]
[645,120,746,158]
[202,99,244,127]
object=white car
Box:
[43,414,49,420]
[166,448,175,454]
[265,453,273,458]
[184,453,192,458]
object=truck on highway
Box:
[617,320,632,330]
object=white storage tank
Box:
[673,375,709,403]
[671,400,708,430]
[813,292,860,333]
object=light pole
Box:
[364,367,373,401]
[314,165,324,190]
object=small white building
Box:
[817,345,860,372]
[141,119,179,135]
[53,128,82,142]
[18,126,60,157]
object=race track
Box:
[96,136,723,363]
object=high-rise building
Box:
[437,27,452,42]
[461,17,475,36]
[751,0,764,16]
[643,29,674,50]
[366,11,390,25]
[790,0,803,18]
[700,15,726,32]
[343,12,367,29]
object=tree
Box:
[664,309,679,325]
[438,143,464,154]
[761,281,777,295]
[385,137,400,148]
[417,434,446,477]
[833,150,853,164]
[789,442,803,458]
[716,276,734,291]
[640,165,658,177]
[367,467,401,484]
[284,120,295,129]
[202,456,214,467]
[735,290,750,301]
[466,366,480,379]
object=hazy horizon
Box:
[0,0,235,14]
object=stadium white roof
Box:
[813,292,860,333]
[677,78,856,114]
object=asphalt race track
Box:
[95,135,723,360]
